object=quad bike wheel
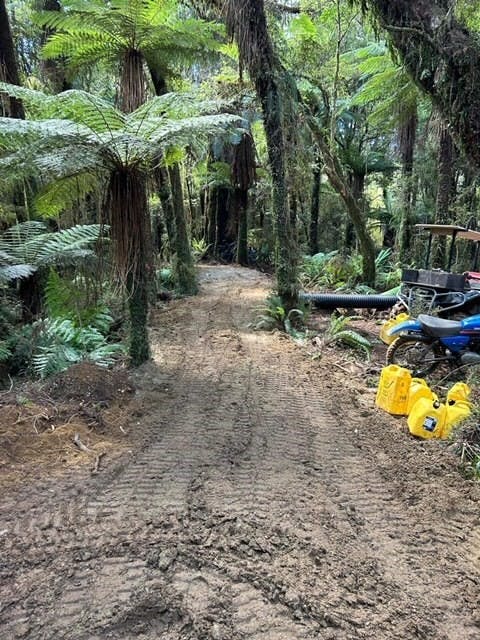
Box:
[386,336,442,377]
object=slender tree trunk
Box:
[397,110,417,264]
[236,188,249,265]
[168,165,197,295]
[147,61,197,291]
[154,165,176,260]
[309,163,321,255]
[37,0,71,92]
[226,0,298,309]
[433,126,456,269]
[307,117,375,284]
[108,169,150,366]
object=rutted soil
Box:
[0,265,479,639]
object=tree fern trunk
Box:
[107,168,150,366]
[154,165,176,260]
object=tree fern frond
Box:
[0,264,37,283]
[35,224,105,266]
[35,174,99,218]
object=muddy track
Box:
[1,266,479,639]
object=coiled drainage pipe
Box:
[300,293,398,310]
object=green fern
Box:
[0,341,12,363]
[31,317,124,378]
[324,313,372,358]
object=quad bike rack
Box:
[398,223,480,317]
[303,222,480,316]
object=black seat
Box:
[418,314,462,337]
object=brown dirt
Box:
[0,265,479,639]
[0,363,135,486]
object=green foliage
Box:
[300,248,400,292]
[250,293,308,340]
[45,269,112,330]
[324,313,372,358]
[0,221,105,279]
[191,237,211,262]
[31,317,124,378]
[37,0,225,85]
[156,267,175,289]
[0,84,245,193]
[0,341,12,363]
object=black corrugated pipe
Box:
[301,293,398,310]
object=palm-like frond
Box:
[0,222,105,272]
[35,174,99,218]
[0,83,126,132]
[37,0,225,81]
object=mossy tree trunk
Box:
[433,126,456,269]
[148,62,197,291]
[0,0,24,119]
[107,168,150,366]
[226,0,298,309]
[362,0,480,171]
[168,165,197,295]
[309,161,321,255]
[309,119,376,285]
[397,110,417,264]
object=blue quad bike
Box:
[387,313,480,377]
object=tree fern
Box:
[36,0,225,84]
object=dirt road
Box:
[1,265,479,639]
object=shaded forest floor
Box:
[0,265,479,639]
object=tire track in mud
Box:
[1,266,479,639]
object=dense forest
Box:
[2,0,480,377]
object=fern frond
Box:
[35,174,99,218]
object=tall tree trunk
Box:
[213,186,232,258]
[107,169,150,366]
[232,132,255,266]
[362,1,480,171]
[433,126,456,269]
[147,61,197,292]
[226,0,298,309]
[0,0,24,118]
[236,188,249,265]
[309,119,376,285]
[37,0,71,92]
[168,165,197,295]
[345,170,366,252]
[154,165,176,259]
[309,163,321,255]
[397,110,417,264]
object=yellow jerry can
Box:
[375,365,412,415]
[406,378,436,415]
[446,382,471,403]
[407,398,446,439]
[379,313,410,345]
[442,400,472,438]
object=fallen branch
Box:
[92,451,106,474]
[73,432,91,453]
